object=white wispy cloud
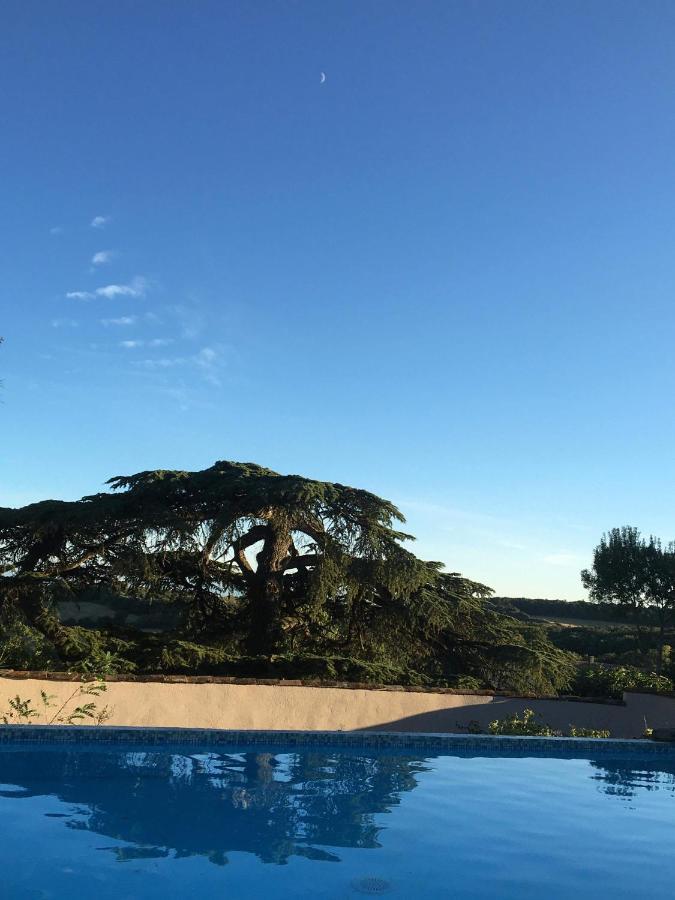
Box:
[166,303,204,339]
[195,346,222,385]
[96,276,147,299]
[134,345,225,384]
[49,226,63,236]
[91,215,111,229]
[497,539,529,552]
[137,356,184,368]
[197,347,217,363]
[51,318,78,328]
[158,386,191,412]
[92,250,115,265]
[97,284,133,299]
[119,337,172,349]
[101,316,137,326]
[66,276,148,302]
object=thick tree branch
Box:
[19,530,134,578]
[281,554,320,571]
[232,524,269,579]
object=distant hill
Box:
[489,596,675,667]
[489,596,652,626]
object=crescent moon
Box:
[320,72,326,84]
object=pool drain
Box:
[350,876,393,894]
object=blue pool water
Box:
[1,731,675,899]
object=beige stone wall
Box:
[1,676,674,738]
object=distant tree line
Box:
[492,532,675,684]
[583,526,675,673]
[489,596,658,625]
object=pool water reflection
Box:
[1,743,674,898]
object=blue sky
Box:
[2,1,675,600]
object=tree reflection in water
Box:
[3,747,673,868]
[0,748,430,866]
[589,756,675,801]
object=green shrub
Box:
[138,642,426,685]
[0,611,60,671]
[71,649,136,676]
[568,725,611,738]
[572,664,673,700]
[488,709,560,736]
[1,677,111,726]
[488,708,611,738]
[446,675,485,691]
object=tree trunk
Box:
[245,522,292,655]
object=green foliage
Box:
[488,708,611,738]
[71,649,136,676]
[463,719,484,734]
[488,709,559,736]
[546,623,650,660]
[490,596,648,624]
[1,695,39,724]
[142,640,425,684]
[446,675,485,691]
[0,459,577,694]
[0,605,60,670]
[492,595,675,680]
[568,725,611,738]
[582,527,675,673]
[572,663,673,699]
[1,676,111,725]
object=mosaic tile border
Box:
[1,725,674,758]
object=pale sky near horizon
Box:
[3,2,675,601]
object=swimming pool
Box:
[1,727,674,899]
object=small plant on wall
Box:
[567,725,611,738]
[1,676,111,725]
[488,709,560,736]
[488,708,610,738]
